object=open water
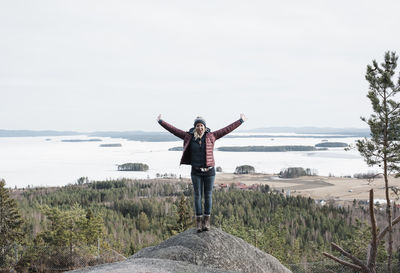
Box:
[0,133,378,188]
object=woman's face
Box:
[195,123,205,135]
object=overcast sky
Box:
[1,0,400,132]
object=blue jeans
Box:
[191,174,215,216]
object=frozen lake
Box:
[0,133,378,188]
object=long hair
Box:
[193,128,205,142]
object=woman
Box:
[157,114,247,232]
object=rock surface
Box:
[67,258,234,273]
[68,228,292,273]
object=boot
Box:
[196,216,203,233]
[202,215,210,231]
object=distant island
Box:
[62,139,102,142]
[315,142,348,148]
[100,143,122,147]
[168,146,183,151]
[217,146,319,152]
[117,163,149,171]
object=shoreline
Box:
[215,173,400,203]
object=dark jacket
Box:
[158,119,243,166]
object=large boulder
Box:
[67,258,232,273]
[67,228,292,273]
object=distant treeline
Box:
[100,143,122,147]
[279,167,317,178]
[89,131,179,142]
[240,127,369,135]
[217,146,319,152]
[215,142,348,152]
[0,129,366,142]
[92,133,363,142]
[62,139,102,142]
[224,134,363,139]
[168,147,183,151]
[0,130,79,137]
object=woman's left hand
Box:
[240,113,247,122]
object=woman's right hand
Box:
[157,114,162,122]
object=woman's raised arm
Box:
[157,114,187,140]
[212,114,246,140]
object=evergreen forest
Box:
[3,178,400,272]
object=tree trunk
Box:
[367,190,378,271]
[383,93,393,273]
[384,166,393,273]
[398,246,400,273]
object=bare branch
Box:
[377,214,400,241]
[390,186,400,198]
[331,242,367,269]
[366,173,383,185]
[322,252,363,271]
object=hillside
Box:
[7,177,397,272]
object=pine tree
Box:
[29,204,107,270]
[38,204,86,255]
[322,52,400,273]
[357,51,400,272]
[84,208,104,245]
[0,179,24,269]
[137,212,149,232]
[166,194,192,235]
[176,194,191,232]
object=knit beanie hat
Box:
[194,116,206,127]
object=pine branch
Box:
[322,252,363,271]
[388,102,400,115]
[374,111,386,121]
[386,153,400,160]
[372,88,384,101]
[362,150,384,161]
